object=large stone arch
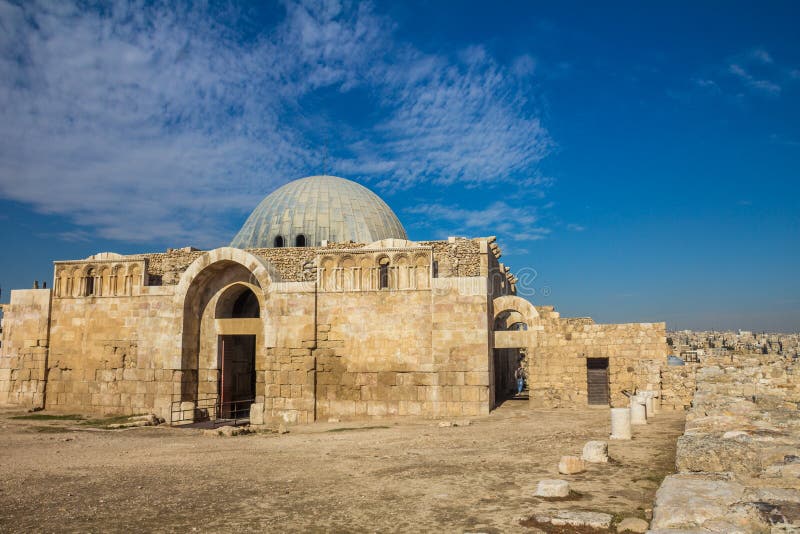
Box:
[490,295,541,408]
[492,295,540,333]
[173,248,280,405]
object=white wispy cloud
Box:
[728,63,781,95]
[749,48,773,64]
[406,201,550,242]
[0,0,553,247]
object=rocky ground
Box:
[0,400,685,533]
[651,355,800,532]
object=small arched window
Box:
[378,258,390,289]
[85,269,96,296]
[295,234,306,247]
[274,236,284,248]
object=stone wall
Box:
[45,289,181,416]
[660,364,698,411]
[0,289,51,409]
[651,354,800,531]
[530,306,668,408]
[135,238,487,286]
[0,239,665,425]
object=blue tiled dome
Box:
[230,175,408,248]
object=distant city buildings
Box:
[668,330,800,360]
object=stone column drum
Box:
[643,390,660,415]
[610,407,632,439]
[630,396,647,425]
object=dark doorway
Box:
[493,349,526,407]
[218,335,256,418]
[586,357,610,405]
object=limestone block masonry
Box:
[650,354,800,531]
[0,236,670,424]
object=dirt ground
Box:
[0,399,685,533]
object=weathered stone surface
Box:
[610,407,632,440]
[630,399,647,425]
[616,517,648,533]
[534,510,612,529]
[203,425,251,437]
[534,479,569,497]
[557,455,585,475]
[581,440,608,463]
[676,433,762,475]
[651,475,748,529]
[650,352,800,533]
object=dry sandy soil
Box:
[0,399,685,533]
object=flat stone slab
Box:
[651,474,757,530]
[534,479,569,497]
[534,510,612,529]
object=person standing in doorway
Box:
[514,362,525,395]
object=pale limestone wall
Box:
[258,283,317,425]
[530,306,668,408]
[45,288,181,416]
[309,276,491,421]
[0,289,51,408]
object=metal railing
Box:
[170,393,253,427]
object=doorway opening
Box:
[218,335,256,418]
[586,357,610,405]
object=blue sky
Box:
[0,0,798,331]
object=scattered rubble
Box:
[106,414,163,429]
[202,425,252,437]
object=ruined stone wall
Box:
[530,306,668,408]
[136,248,204,285]
[0,289,51,409]
[126,238,486,285]
[651,355,800,531]
[660,364,698,411]
[421,238,482,278]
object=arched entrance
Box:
[172,247,276,424]
[493,311,528,405]
[491,295,540,409]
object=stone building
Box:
[0,175,668,424]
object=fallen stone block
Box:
[558,455,585,475]
[534,479,569,498]
[581,440,608,463]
